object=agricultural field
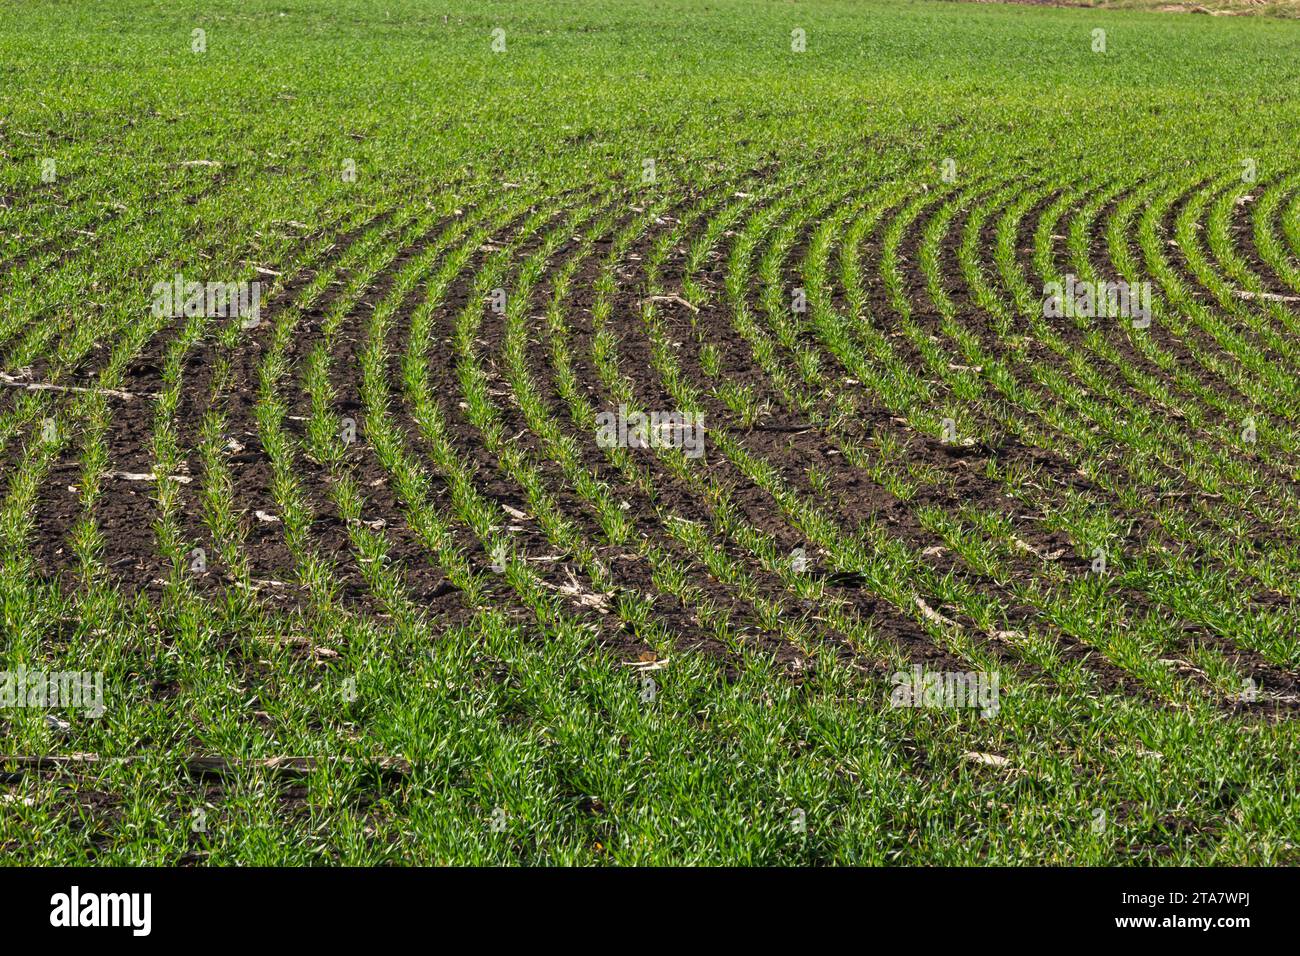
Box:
[1038,0,1299,18]
[985,0,1299,17]
[1,0,1299,868]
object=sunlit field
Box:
[2,0,1299,865]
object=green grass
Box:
[1,0,1299,865]
[1067,0,1299,19]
